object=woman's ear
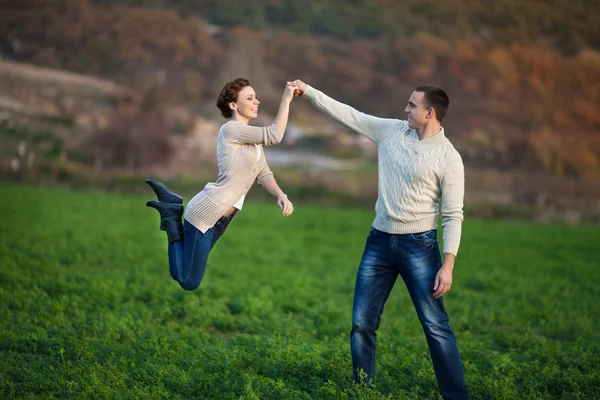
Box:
[229,102,236,112]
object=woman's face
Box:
[231,86,260,120]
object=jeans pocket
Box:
[368,227,382,236]
[366,227,381,241]
[409,230,437,243]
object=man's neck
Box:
[415,121,442,141]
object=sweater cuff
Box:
[304,85,317,99]
[442,222,462,256]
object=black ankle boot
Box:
[145,179,183,204]
[146,200,184,243]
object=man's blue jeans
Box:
[167,213,235,291]
[351,227,468,400]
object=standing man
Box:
[288,80,468,400]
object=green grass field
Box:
[1,183,599,399]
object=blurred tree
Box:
[80,0,600,54]
[1,0,599,177]
[90,102,173,170]
[208,0,267,30]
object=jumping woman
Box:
[145,78,297,290]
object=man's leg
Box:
[351,228,397,385]
[394,230,468,400]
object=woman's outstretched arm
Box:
[224,84,298,146]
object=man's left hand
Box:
[433,263,453,299]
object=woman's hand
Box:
[283,84,298,104]
[287,79,307,96]
[277,194,294,216]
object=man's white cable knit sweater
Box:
[304,85,465,256]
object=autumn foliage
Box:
[1,0,599,177]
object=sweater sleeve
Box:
[440,151,465,256]
[304,85,399,144]
[223,122,284,146]
[255,156,274,187]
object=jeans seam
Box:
[370,286,388,374]
[180,226,199,284]
[175,240,183,280]
[373,236,393,374]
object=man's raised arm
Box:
[288,79,400,144]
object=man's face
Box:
[404,91,431,129]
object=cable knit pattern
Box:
[304,85,465,256]
[184,120,280,233]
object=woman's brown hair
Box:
[216,78,251,118]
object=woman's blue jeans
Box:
[167,213,236,291]
[351,227,468,400]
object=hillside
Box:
[1,0,599,177]
[101,0,600,55]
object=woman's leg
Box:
[167,237,183,281]
[210,211,237,250]
[169,214,236,289]
[146,200,184,281]
[170,220,214,291]
[150,202,232,291]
